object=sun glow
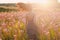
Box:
[58,0,60,3]
[37,0,52,8]
[39,0,49,4]
[37,0,51,9]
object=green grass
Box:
[0,7,17,12]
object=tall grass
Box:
[0,12,60,40]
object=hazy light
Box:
[39,0,48,4]
[58,0,60,3]
[0,0,52,3]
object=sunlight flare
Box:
[58,0,60,3]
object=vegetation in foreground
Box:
[0,12,60,40]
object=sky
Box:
[0,0,39,3]
[0,0,60,3]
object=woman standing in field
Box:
[16,3,39,40]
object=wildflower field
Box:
[0,11,60,40]
[0,3,60,40]
[0,12,28,40]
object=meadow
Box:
[0,12,28,40]
[0,3,60,40]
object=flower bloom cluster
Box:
[0,12,28,40]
